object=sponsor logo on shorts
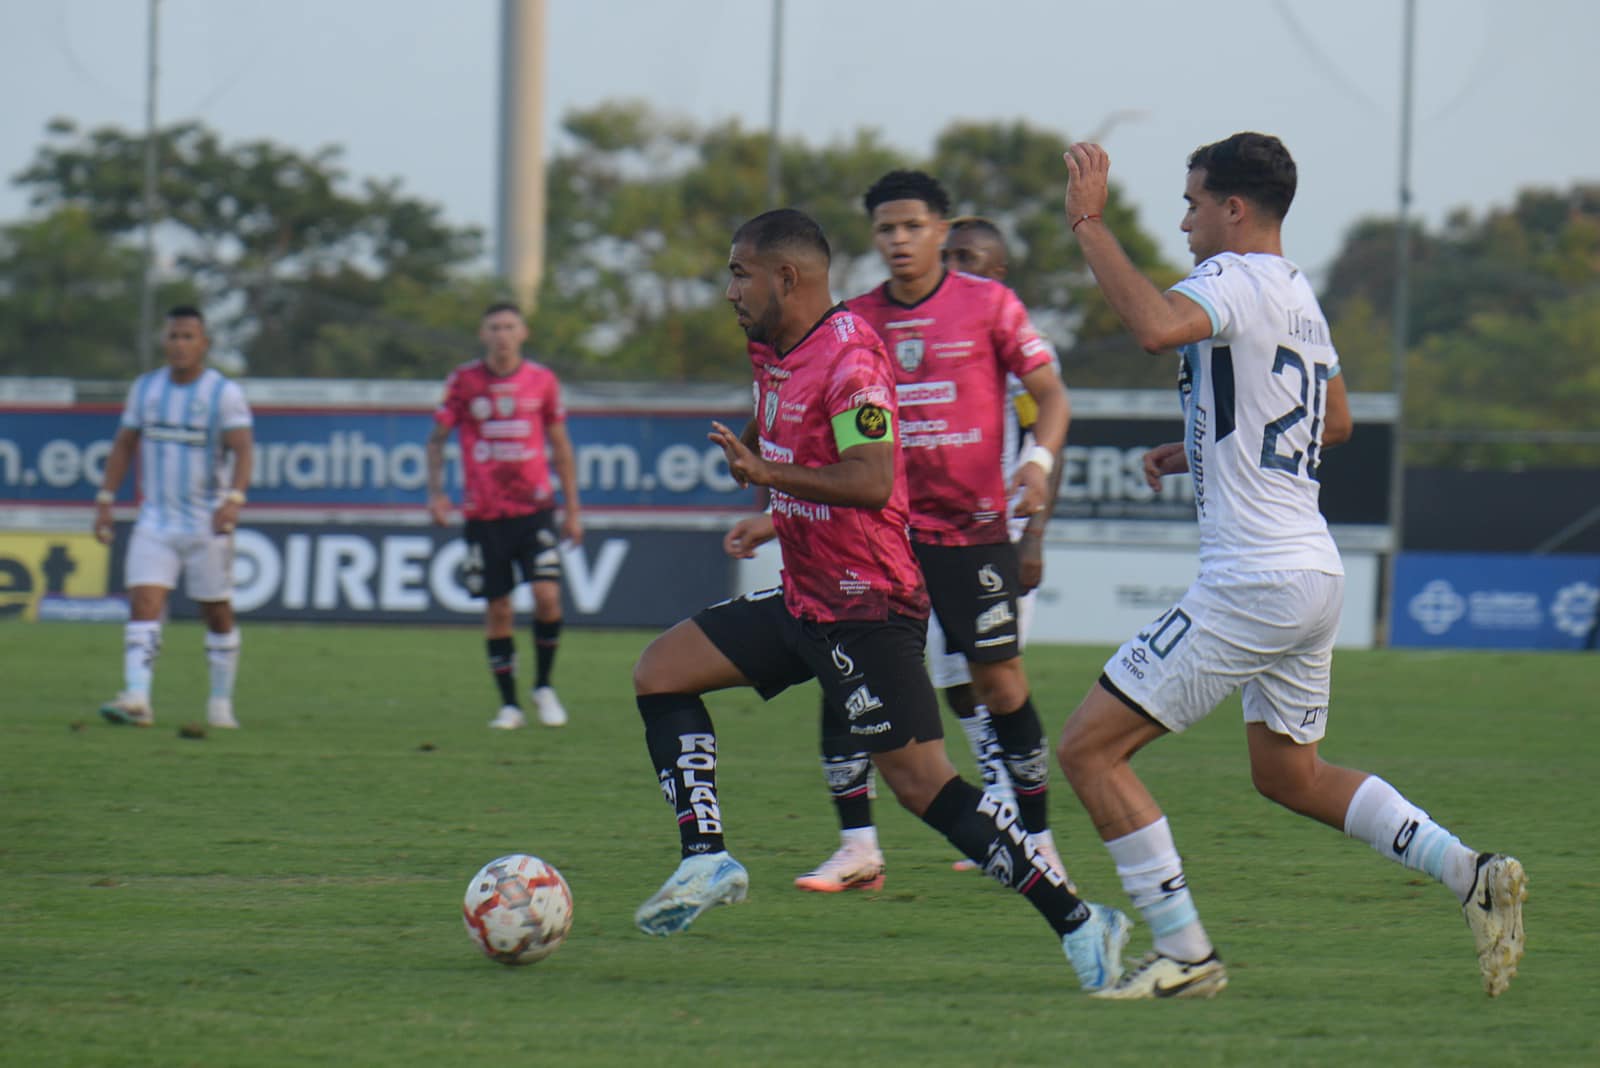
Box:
[831,644,857,678]
[975,601,1014,635]
[977,564,1003,594]
[1300,706,1324,728]
[849,721,892,735]
[843,685,883,720]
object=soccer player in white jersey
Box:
[1054,133,1525,999]
[93,306,254,730]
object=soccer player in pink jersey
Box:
[426,302,583,730]
[630,209,1130,992]
[793,171,1074,895]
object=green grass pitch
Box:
[2,622,1594,1067]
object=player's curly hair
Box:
[1187,133,1297,221]
[863,169,951,217]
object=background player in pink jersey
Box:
[795,171,1074,895]
[426,302,582,730]
[631,208,1130,993]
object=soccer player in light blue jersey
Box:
[93,306,254,729]
[1054,133,1525,999]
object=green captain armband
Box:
[832,404,893,451]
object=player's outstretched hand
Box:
[1063,142,1111,226]
[709,420,768,489]
[723,513,776,559]
[1142,442,1189,490]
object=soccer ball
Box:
[462,854,574,965]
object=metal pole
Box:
[1379,0,1416,645]
[496,0,547,308]
[137,0,161,370]
[766,0,784,207]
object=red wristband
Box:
[1071,212,1102,233]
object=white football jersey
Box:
[120,367,253,535]
[1169,252,1343,576]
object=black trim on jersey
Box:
[776,303,852,358]
[1212,346,1236,443]
[878,270,952,311]
[1098,672,1166,729]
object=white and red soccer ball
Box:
[462,854,573,965]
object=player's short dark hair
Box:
[948,215,1007,249]
[731,208,831,265]
[863,169,951,217]
[481,301,523,320]
[1187,133,1297,221]
[166,305,205,324]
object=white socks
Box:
[1343,775,1478,901]
[1106,817,1213,963]
[123,620,162,698]
[205,629,241,700]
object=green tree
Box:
[0,206,195,377]
[13,118,484,378]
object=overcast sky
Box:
[3,0,1597,283]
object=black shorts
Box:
[912,540,1022,664]
[692,588,942,752]
[463,511,562,600]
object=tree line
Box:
[1,108,1595,466]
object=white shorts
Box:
[125,522,236,602]
[1100,569,1343,743]
[927,588,1036,689]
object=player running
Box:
[94,306,254,729]
[427,302,582,730]
[631,208,1129,992]
[792,171,1073,895]
[1056,132,1526,999]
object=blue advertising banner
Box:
[0,405,755,511]
[1391,552,1600,650]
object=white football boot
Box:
[1061,903,1132,991]
[635,851,750,936]
[1091,950,1228,1000]
[1463,853,1527,997]
[206,697,240,729]
[532,686,567,727]
[488,705,527,730]
[794,839,886,893]
[99,692,154,727]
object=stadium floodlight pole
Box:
[136,0,161,371]
[1379,0,1417,646]
[496,0,548,309]
[766,0,785,207]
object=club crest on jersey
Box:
[470,396,493,421]
[856,405,888,439]
[895,338,925,372]
[977,564,1004,593]
[495,394,518,417]
[762,390,779,431]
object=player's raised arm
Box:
[1063,143,1212,353]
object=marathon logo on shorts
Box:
[975,601,1014,635]
[676,733,722,835]
[842,685,883,721]
[849,721,892,736]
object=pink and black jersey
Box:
[434,357,566,520]
[847,272,1053,546]
[748,307,929,623]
